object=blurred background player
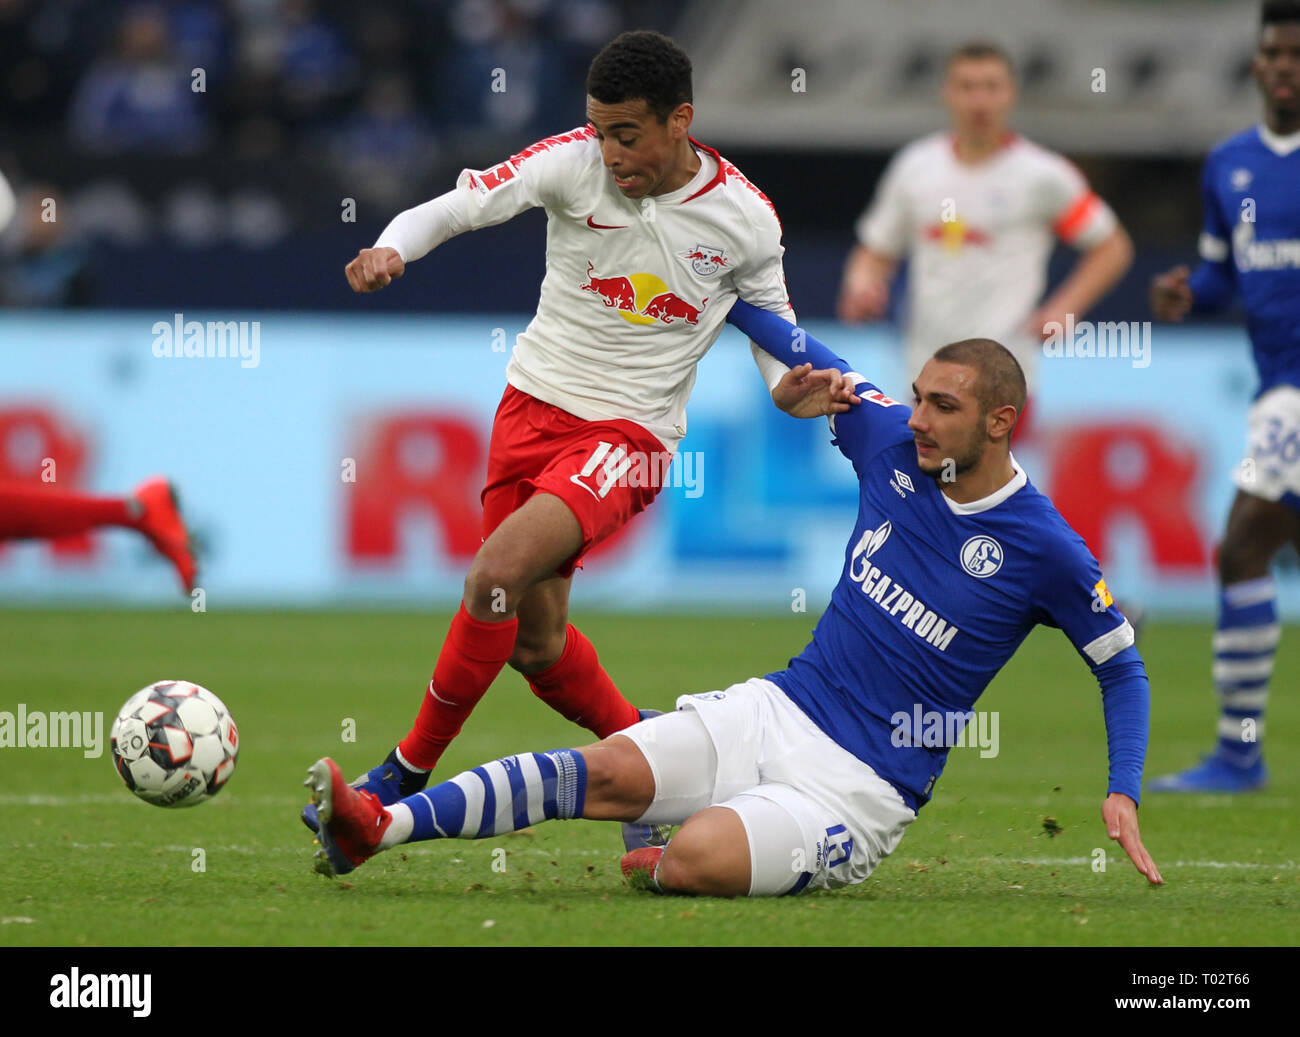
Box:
[1148,0,1300,793]
[836,40,1134,434]
[0,166,193,594]
[0,477,196,594]
[0,182,94,308]
[0,165,13,234]
[311,30,848,844]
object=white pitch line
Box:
[938,795,1296,809]
[0,794,307,807]
[959,857,1299,870]
[3,792,1293,810]
[4,842,1295,870]
[2,842,617,858]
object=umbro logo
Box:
[890,469,914,498]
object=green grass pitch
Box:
[0,608,1296,946]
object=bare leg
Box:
[462,493,582,622]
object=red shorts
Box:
[480,385,669,578]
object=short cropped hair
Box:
[586,31,693,123]
[932,338,1027,419]
[1262,1,1300,29]
[945,41,1016,78]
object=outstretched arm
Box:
[1093,648,1162,885]
[345,129,582,294]
[1033,544,1161,886]
[728,299,860,418]
[728,297,855,376]
[728,298,912,473]
[346,190,476,293]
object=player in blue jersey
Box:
[303,302,1162,895]
[1148,0,1300,793]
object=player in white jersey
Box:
[837,41,1134,415]
[309,32,852,848]
[0,166,14,235]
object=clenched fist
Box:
[346,247,405,293]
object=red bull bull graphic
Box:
[641,291,708,325]
[579,261,709,326]
[579,262,638,313]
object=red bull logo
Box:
[677,244,728,277]
[579,262,638,312]
[923,219,991,251]
[641,291,707,325]
[578,262,708,326]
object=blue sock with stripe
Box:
[1212,577,1276,767]
[380,749,587,847]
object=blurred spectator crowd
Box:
[0,0,681,275]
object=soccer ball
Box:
[110,680,239,807]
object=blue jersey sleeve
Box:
[1188,152,1237,313]
[1092,646,1150,805]
[1031,527,1148,803]
[726,298,911,474]
[1031,529,1135,667]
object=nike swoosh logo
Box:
[568,474,602,500]
[587,215,628,230]
[429,683,458,707]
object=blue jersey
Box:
[725,300,1149,813]
[767,388,1138,810]
[1188,125,1300,394]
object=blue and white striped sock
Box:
[380,749,587,848]
[1212,577,1276,767]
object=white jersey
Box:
[856,131,1117,388]
[0,167,14,235]
[378,125,793,450]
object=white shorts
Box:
[620,677,916,896]
[1235,385,1300,504]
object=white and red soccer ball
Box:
[111,681,239,807]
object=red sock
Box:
[0,484,136,540]
[527,624,640,738]
[398,604,519,770]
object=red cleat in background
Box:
[131,477,198,594]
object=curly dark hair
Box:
[586,30,693,123]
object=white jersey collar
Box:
[1258,123,1300,157]
[940,454,1027,515]
[654,146,716,204]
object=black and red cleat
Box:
[304,757,392,876]
[620,846,665,893]
[131,477,197,594]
